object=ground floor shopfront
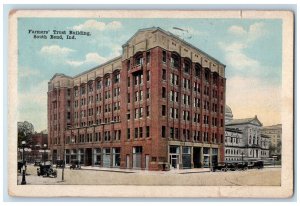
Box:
[50,142,223,170]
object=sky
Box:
[17,18,282,132]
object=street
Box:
[18,165,281,186]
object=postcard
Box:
[8,10,294,198]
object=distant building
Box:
[261,124,282,156]
[224,105,271,162]
[31,131,48,161]
[224,128,243,162]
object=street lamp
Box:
[43,144,47,166]
[21,141,26,185]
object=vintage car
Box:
[37,161,57,177]
[211,162,228,172]
[56,160,65,168]
[70,160,81,170]
[34,159,41,166]
[248,160,264,169]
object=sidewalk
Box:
[65,165,211,174]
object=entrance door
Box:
[170,155,179,169]
[103,148,111,168]
[85,148,92,166]
[193,147,201,168]
[133,147,142,169]
[145,155,149,170]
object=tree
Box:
[17,121,35,147]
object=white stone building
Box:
[224,105,271,162]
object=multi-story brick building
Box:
[47,27,226,170]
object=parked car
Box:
[248,160,264,169]
[34,159,41,166]
[70,160,81,170]
[37,161,57,177]
[212,162,228,172]
[56,160,65,168]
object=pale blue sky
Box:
[17,18,282,132]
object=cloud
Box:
[18,80,49,132]
[226,76,281,126]
[66,52,108,67]
[72,20,122,31]
[228,22,266,42]
[40,45,75,56]
[218,42,259,70]
[19,67,40,78]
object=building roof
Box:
[225,127,243,134]
[50,73,72,81]
[225,115,263,127]
[72,55,122,79]
[261,124,282,130]
[123,27,226,67]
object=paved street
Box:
[18,164,281,186]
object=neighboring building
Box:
[261,124,282,156]
[224,128,243,162]
[31,131,48,161]
[224,105,270,162]
[47,27,226,170]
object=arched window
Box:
[134,52,143,66]
[113,70,120,83]
[213,72,219,85]
[205,69,210,82]
[96,78,102,90]
[195,63,201,78]
[104,75,111,87]
[171,53,180,68]
[183,59,191,74]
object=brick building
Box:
[48,27,226,170]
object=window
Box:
[146,88,150,99]
[146,70,150,81]
[195,64,201,77]
[81,86,86,95]
[162,50,167,63]
[127,93,130,103]
[127,77,130,87]
[162,87,166,98]
[146,126,150,137]
[135,128,138,139]
[146,106,150,117]
[171,54,179,68]
[105,78,111,87]
[139,127,143,138]
[161,126,166,138]
[170,127,174,139]
[162,69,166,80]
[97,80,102,90]
[127,128,130,140]
[162,105,166,116]
[146,51,151,63]
[183,61,190,73]
[114,73,120,83]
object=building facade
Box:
[261,124,282,157]
[224,105,271,162]
[48,27,226,170]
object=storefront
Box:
[169,146,180,169]
[132,146,142,169]
[103,148,111,167]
